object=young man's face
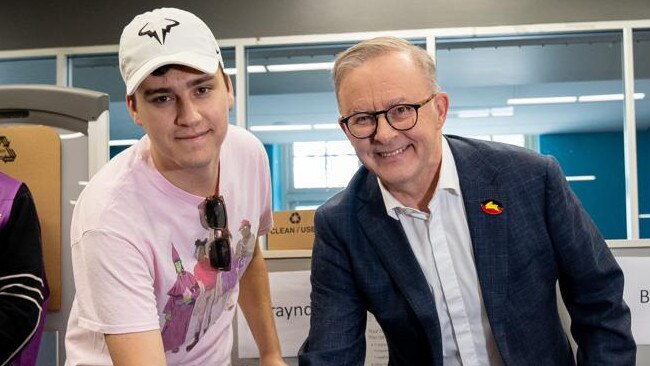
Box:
[128,65,234,173]
[337,51,449,195]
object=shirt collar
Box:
[378,136,461,220]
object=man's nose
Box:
[176,98,201,126]
[373,113,398,142]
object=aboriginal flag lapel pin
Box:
[481,199,504,215]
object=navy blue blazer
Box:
[299,135,635,365]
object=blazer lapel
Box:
[356,173,443,360]
[447,136,509,348]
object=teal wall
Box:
[264,144,283,211]
[638,129,650,238]
[540,130,650,239]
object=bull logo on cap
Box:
[138,17,180,45]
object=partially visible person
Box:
[299,37,635,365]
[65,7,286,366]
[0,171,49,366]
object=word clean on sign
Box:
[267,210,315,250]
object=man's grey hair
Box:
[332,37,440,97]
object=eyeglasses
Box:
[202,195,231,271]
[339,94,437,139]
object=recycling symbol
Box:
[0,136,17,163]
[289,212,301,224]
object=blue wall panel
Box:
[540,131,627,239]
[264,144,283,211]
[637,129,650,238]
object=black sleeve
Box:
[0,184,46,364]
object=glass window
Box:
[247,40,425,210]
[220,48,237,124]
[246,43,351,210]
[0,57,56,85]
[634,29,650,238]
[246,43,349,141]
[292,141,358,189]
[437,32,627,239]
[69,54,139,155]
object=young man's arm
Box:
[105,330,166,366]
[238,241,287,366]
[69,228,164,366]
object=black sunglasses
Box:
[203,195,231,271]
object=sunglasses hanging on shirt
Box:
[202,195,231,271]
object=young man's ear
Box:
[222,71,235,110]
[126,94,143,127]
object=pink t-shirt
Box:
[65,126,272,365]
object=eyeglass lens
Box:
[208,236,231,271]
[203,195,231,271]
[348,105,417,138]
[205,195,227,229]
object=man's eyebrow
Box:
[142,87,172,97]
[187,74,216,88]
[141,74,216,98]
[386,97,407,106]
[349,98,407,113]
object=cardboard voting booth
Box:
[0,125,62,310]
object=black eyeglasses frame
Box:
[339,93,437,139]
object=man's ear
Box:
[433,92,450,129]
[126,95,143,127]
[224,73,235,110]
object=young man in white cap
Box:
[65,8,286,366]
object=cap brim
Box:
[126,51,221,95]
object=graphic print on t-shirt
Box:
[161,219,257,354]
[161,245,201,353]
[185,236,220,352]
[221,219,255,294]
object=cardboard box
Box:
[267,210,315,250]
[0,125,61,310]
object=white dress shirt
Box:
[378,137,503,366]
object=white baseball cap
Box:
[118,7,224,95]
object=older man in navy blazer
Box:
[298,37,635,365]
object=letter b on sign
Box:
[642,289,649,303]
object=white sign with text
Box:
[237,270,390,363]
[616,256,650,344]
[237,270,312,358]
[365,313,389,366]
